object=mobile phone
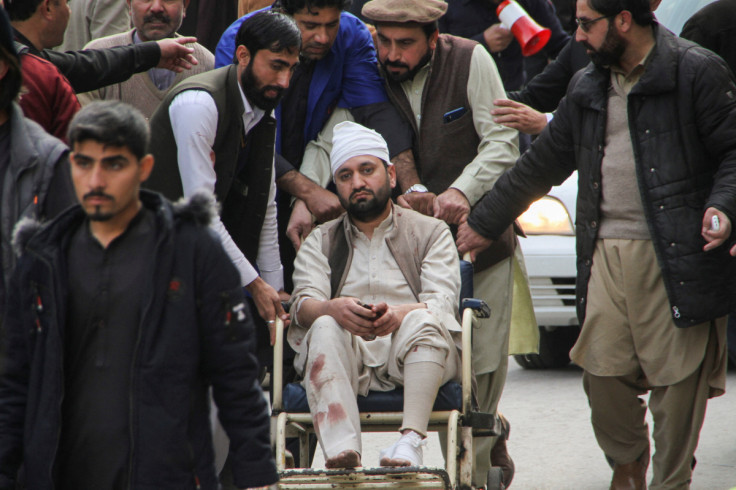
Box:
[443,107,468,124]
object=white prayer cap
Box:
[330,121,391,178]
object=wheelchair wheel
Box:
[486,467,504,490]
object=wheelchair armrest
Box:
[461,298,491,319]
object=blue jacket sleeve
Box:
[215,14,246,68]
[336,14,388,108]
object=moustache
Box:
[143,13,171,25]
[350,187,374,199]
[383,60,410,70]
[83,190,114,201]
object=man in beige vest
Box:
[290,121,462,469]
[79,0,214,119]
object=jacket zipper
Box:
[27,249,65,489]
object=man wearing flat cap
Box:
[289,121,463,469]
[360,0,539,487]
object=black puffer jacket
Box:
[468,24,736,328]
[0,191,278,489]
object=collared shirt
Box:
[58,208,156,490]
[168,86,283,289]
[133,30,176,90]
[610,43,656,95]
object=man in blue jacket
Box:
[216,0,414,292]
[0,101,277,490]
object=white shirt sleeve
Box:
[169,90,260,287]
[256,175,284,290]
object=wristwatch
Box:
[404,184,429,195]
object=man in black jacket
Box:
[458,0,736,488]
[0,101,277,490]
[5,0,200,93]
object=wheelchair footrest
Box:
[278,466,451,489]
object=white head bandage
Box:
[330,121,391,179]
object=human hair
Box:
[4,0,45,21]
[234,10,301,61]
[587,0,654,26]
[67,101,150,160]
[0,44,22,113]
[276,0,351,16]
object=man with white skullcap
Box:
[289,121,463,469]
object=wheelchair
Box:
[270,261,505,489]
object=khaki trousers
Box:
[583,325,719,489]
[300,310,460,459]
[574,239,727,489]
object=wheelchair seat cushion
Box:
[282,381,463,413]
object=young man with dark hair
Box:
[6,0,201,93]
[458,0,736,487]
[0,100,278,490]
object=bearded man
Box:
[79,0,215,119]
[147,10,299,343]
[289,121,462,470]
[458,0,736,488]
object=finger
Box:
[176,36,198,44]
[731,243,736,257]
[287,228,301,251]
[397,195,412,209]
[703,238,724,251]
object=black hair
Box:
[234,10,301,62]
[276,0,351,16]
[5,0,46,22]
[67,101,150,160]
[587,0,654,27]
[0,44,22,113]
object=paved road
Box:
[312,362,736,489]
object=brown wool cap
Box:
[362,0,448,24]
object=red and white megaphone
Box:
[496,0,551,57]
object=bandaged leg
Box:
[382,310,460,467]
[303,316,363,466]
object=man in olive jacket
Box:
[458,0,736,488]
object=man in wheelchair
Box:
[287,121,463,470]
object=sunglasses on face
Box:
[575,14,614,32]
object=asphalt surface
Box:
[311,362,736,489]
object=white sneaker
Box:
[379,431,426,466]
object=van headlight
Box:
[518,196,574,235]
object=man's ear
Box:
[183,0,191,16]
[387,163,397,189]
[429,29,439,51]
[235,45,251,67]
[40,0,54,20]
[139,154,155,183]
